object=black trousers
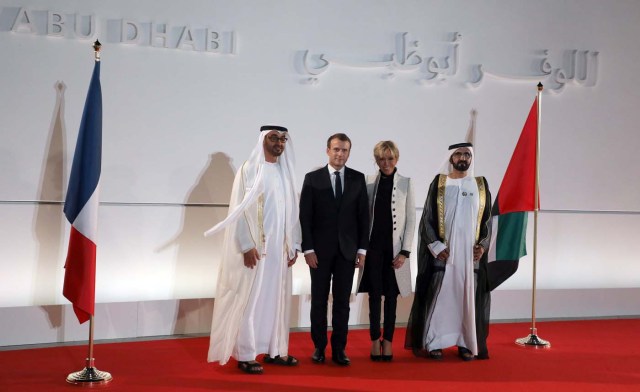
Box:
[309,252,356,352]
[364,249,400,342]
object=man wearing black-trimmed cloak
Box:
[204,125,301,374]
[405,142,492,360]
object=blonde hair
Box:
[373,140,399,161]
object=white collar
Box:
[327,165,345,175]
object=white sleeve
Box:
[428,241,447,258]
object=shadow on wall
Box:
[158,152,235,335]
[173,298,214,337]
[32,82,67,338]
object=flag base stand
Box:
[66,358,112,386]
[515,327,551,348]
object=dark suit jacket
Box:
[300,165,370,261]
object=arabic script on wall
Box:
[301,32,598,93]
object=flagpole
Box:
[516,82,550,348]
[66,40,113,386]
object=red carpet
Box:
[1,319,639,391]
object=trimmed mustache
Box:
[453,161,470,171]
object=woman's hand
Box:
[392,254,407,269]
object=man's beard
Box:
[269,146,284,156]
[453,161,470,171]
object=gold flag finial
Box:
[93,40,102,61]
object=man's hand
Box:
[473,245,485,261]
[392,254,406,269]
[243,248,260,269]
[436,248,449,262]
[355,253,366,269]
[288,251,299,267]
[305,252,319,269]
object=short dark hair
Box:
[327,133,352,149]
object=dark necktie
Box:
[334,171,342,204]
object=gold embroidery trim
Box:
[475,177,486,242]
[437,174,447,242]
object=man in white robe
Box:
[405,142,492,360]
[204,125,301,374]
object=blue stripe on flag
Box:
[64,61,102,223]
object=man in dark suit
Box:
[299,133,369,366]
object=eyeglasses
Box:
[452,151,472,159]
[267,135,288,143]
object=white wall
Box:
[1,0,639,346]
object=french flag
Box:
[63,60,102,324]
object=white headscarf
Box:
[204,129,299,244]
[436,142,475,177]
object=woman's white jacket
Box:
[357,171,416,297]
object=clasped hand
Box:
[304,252,365,269]
[437,246,484,262]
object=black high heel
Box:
[381,339,393,362]
[370,339,382,361]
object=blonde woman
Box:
[357,141,415,361]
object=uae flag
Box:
[63,59,102,324]
[488,97,538,291]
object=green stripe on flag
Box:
[496,211,528,260]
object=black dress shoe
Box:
[331,350,351,366]
[311,348,325,363]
